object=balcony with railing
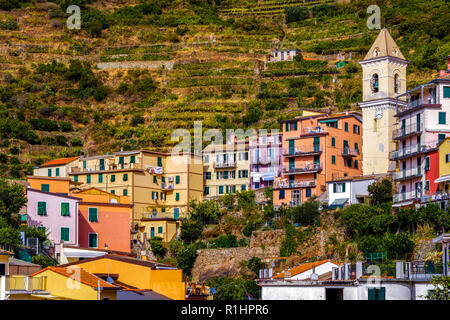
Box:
[301,126,327,137]
[213,161,237,169]
[71,162,142,173]
[393,167,422,181]
[274,179,316,190]
[421,191,450,204]
[390,141,438,160]
[341,147,359,158]
[410,261,445,280]
[283,145,322,157]
[392,122,423,140]
[3,275,47,293]
[395,84,440,115]
[283,163,322,175]
[393,190,422,203]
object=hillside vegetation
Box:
[0,0,448,178]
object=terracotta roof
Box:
[59,254,177,270]
[32,267,118,289]
[273,259,337,279]
[364,28,406,61]
[0,249,14,256]
[38,157,79,168]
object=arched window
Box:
[394,74,399,93]
[371,74,379,93]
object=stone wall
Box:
[192,229,284,281]
[96,60,174,70]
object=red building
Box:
[423,149,440,202]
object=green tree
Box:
[0,226,21,247]
[247,257,265,276]
[189,199,220,223]
[31,255,57,268]
[206,276,260,300]
[180,220,203,243]
[280,224,298,257]
[285,6,309,24]
[427,276,450,300]
[150,236,167,259]
[0,179,26,222]
[368,179,393,205]
[176,244,198,278]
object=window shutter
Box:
[285,122,289,132]
[175,193,180,201]
[175,176,180,184]
[378,288,386,300]
[123,174,128,181]
[342,183,346,192]
[61,203,70,216]
[439,112,446,124]
[368,288,376,300]
[87,174,91,184]
[98,173,103,183]
[111,174,115,182]
[157,157,162,167]
[333,184,337,193]
[89,208,98,222]
[130,155,135,163]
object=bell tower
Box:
[358,28,409,175]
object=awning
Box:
[329,198,348,208]
[63,247,108,259]
[434,174,450,184]
[392,200,414,207]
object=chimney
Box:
[439,55,450,78]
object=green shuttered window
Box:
[61,203,70,216]
[61,227,69,242]
[37,202,47,216]
[88,208,98,222]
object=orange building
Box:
[273,111,363,207]
[71,188,133,253]
[26,176,81,194]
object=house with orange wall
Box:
[71,188,133,253]
[273,110,363,207]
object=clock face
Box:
[375,109,383,120]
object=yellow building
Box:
[139,217,182,244]
[33,156,80,178]
[435,138,450,208]
[358,28,409,175]
[60,254,186,300]
[31,266,118,300]
[65,149,203,223]
[203,141,250,199]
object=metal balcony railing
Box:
[390,141,438,160]
[301,127,327,136]
[341,147,359,157]
[410,261,445,280]
[283,163,322,174]
[393,167,422,181]
[393,122,423,140]
[283,145,322,156]
[393,190,422,203]
[213,161,237,168]
[4,275,47,292]
[274,180,315,189]
[421,191,450,203]
[71,162,141,173]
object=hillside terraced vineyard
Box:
[0,0,448,178]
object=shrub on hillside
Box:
[211,234,238,248]
[285,6,309,24]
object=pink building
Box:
[392,69,450,207]
[26,188,80,250]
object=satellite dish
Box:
[110,198,118,204]
[106,276,114,284]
